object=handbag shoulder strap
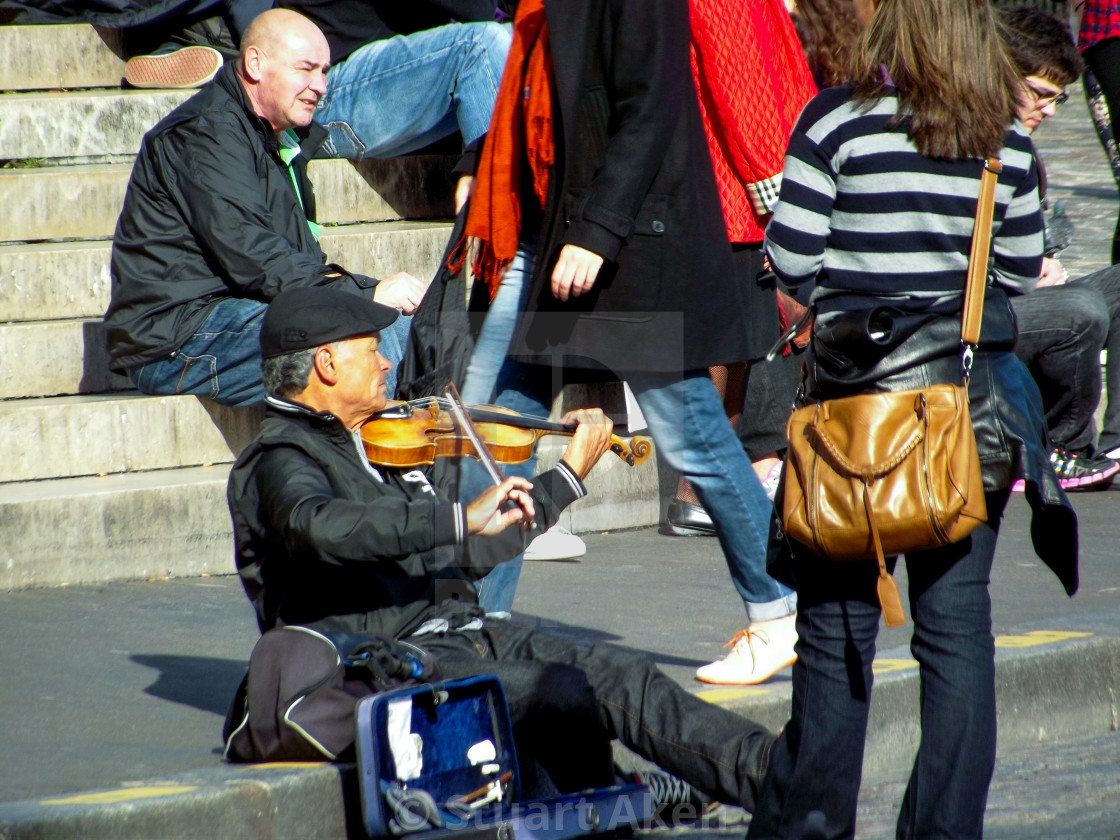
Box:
[961,156,1003,346]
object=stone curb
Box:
[1,634,1114,840]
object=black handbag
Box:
[396,205,484,401]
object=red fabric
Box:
[455,0,554,301]
[1078,0,1120,50]
[688,0,816,242]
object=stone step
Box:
[0,317,127,399]
[0,157,454,243]
[0,220,454,323]
[0,24,127,92]
[0,393,262,484]
[0,88,192,161]
[0,466,236,591]
[1,432,659,591]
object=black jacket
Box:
[502,0,750,373]
[227,397,586,638]
[105,61,376,370]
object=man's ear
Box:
[313,344,339,386]
[242,45,265,83]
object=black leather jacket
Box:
[105,62,376,370]
[227,397,586,637]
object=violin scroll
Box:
[609,435,653,466]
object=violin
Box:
[359,397,653,469]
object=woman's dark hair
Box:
[790,0,863,88]
[851,0,1020,160]
[998,5,1085,87]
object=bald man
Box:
[105,8,427,407]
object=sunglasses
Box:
[1026,80,1070,108]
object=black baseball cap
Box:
[261,286,399,358]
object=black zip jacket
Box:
[105,61,376,370]
[227,397,586,638]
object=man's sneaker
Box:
[124,46,223,89]
[630,769,713,824]
[695,614,798,685]
[1050,447,1119,491]
[523,525,586,561]
[662,499,717,536]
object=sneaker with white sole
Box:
[124,46,223,89]
[695,614,798,685]
[523,525,586,561]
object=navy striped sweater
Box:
[765,85,1044,315]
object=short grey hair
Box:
[262,346,319,398]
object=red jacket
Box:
[689,0,816,243]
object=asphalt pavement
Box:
[1,490,1119,838]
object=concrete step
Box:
[0,317,127,399]
[0,24,127,92]
[1,428,659,591]
[0,394,262,484]
[0,220,454,323]
[0,89,193,160]
[0,466,236,591]
[0,157,454,243]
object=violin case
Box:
[355,676,651,839]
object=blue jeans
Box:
[316,22,511,159]
[748,490,1009,840]
[462,247,796,619]
[129,297,412,406]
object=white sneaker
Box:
[523,525,587,561]
[695,614,798,685]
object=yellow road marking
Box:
[696,687,772,703]
[873,659,919,674]
[995,630,1093,648]
[42,785,197,806]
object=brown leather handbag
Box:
[780,158,1002,627]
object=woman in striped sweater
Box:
[748,0,1078,837]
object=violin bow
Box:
[442,383,506,487]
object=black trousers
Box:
[418,621,774,811]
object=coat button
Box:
[651,220,665,234]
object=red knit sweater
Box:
[689,0,817,243]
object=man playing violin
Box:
[227,285,775,811]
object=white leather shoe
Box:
[695,613,798,685]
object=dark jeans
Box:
[1074,264,1120,452]
[748,490,1009,840]
[418,621,774,811]
[1011,283,1108,454]
[738,351,803,461]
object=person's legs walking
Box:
[748,565,881,839]
[316,22,510,160]
[626,369,797,684]
[895,491,1005,839]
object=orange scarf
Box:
[452,0,554,302]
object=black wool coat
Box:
[506,0,752,374]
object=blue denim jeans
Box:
[461,247,796,619]
[316,22,511,159]
[129,297,412,406]
[748,490,1009,840]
